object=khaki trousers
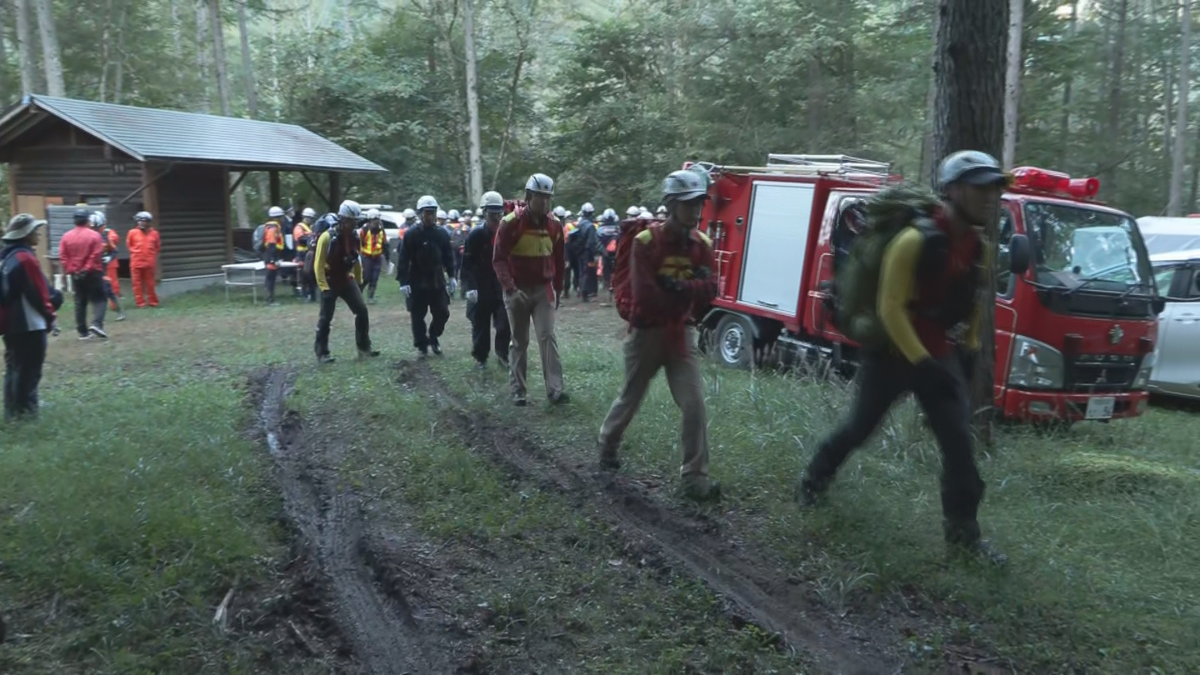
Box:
[599,327,709,478]
[504,284,564,399]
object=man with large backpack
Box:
[462,191,511,370]
[313,200,379,364]
[359,209,390,304]
[799,150,1006,564]
[493,173,568,406]
[397,195,455,356]
[260,206,286,305]
[575,202,600,301]
[598,170,720,501]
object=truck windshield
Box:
[1023,201,1153,291]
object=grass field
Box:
[2,280,1198,673]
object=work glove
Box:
[448,278,458,295]
[387,263,395,276]
[466,289,478,303]
[914,357,960,399]
[399,284,412,298]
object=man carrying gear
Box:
[397,195,456,356]
[598,170,721,502]
[798,150,1006,564]
[313,200,378,363]
[294,207,317,301]
[59,208,109,339]
[90,212,125,320]
[597,208,621,299]
[126,211,160,307]
[558,206,577,301]
[262,206,286,305]
[359,208,390,303]
[493,173,568,406]
[2,215,58,420]
[462,191,511,370]
[576,202,600,301]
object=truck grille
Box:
[1065,354,1141,393]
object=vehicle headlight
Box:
[1132,351,1155,389]
[1008,335,1065,389]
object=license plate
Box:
[1085,396,1115,420]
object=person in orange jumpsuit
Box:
[126,211,161,308]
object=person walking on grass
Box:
[493,173,568,407]
[397,196,456,357]
[262,206,286,305]
[359,209,390,304]
[313,200,379,364]
[597,170,721,502]
[1,214,57,420]
[126,211,160,308]
[90,212,125,321]
[798,150,1006,565]
[461,191,511,370]
[59,208,109,340]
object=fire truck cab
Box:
[695,154,1162,423]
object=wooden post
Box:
[224,167,233,262]
[328,173,340,212]
[269,170,281,207]
[143,162,162,282]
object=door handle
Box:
[757,300,779,307]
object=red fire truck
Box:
[692,154,1163,423]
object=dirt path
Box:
[400,359,899,675]
[255,368,474,675]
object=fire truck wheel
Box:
[715,314,753,369]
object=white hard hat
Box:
[338,200,362,218]
[89,211,107,227]
[480,190,504,209]
[553,206,567,218]
[403,208,417,219]
[463,209,474,218]
[268,206,285,218]
[134,211,153,222]
[637,211,654,221]
[302,207,317,218]
[937,150,1006,189]
[448,209,461,221]
[626,206,640,217]
[366,208,381,220]
[580,202,595,214]
[656,205,668,214]
[436,209,447,220]
[416,195,438,212]
[603,208,617,220]
[525,173,555,195]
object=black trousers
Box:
[361,256,384,298]
[73,271,107,335]
[265,267,278,303]
[314,283,371,357]
[4,330,47,420]
[580,257,598,299]
[408,288,449,350]
[805,352,985,525]
[564,259,576,296]
[469,299,510,364]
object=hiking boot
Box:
[598,445,621,470]
[368,297,377,305]
[497,355,510,369]
[549,391,570,405]
[431,341,443,356]
[796,471,830,508]
[78,333,92,341]
[475,361,487,370]
[681,476,722,502]
[418,346,429,357]
[944,519,1007,566]
[89,325,109,339]
[317,354,336,364]
[115,312,126,322]
[358,349,381,359]
[513,394,528,407]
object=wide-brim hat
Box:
[2,213,47,241]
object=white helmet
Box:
[268,206,285,218]
[134,211,153,222]
[89,211,107,228]
[637,211,655,221]
[447,209,461,222]
[639,207,650,216]
[480,191,504,210]
[302,207,317,219]
[580,202,595,214]
[525,173,555,195]
[553,206,567,218]
[436,209,447,220]
[626,206,640,217]
[565,211,574,219]
[338,200,362,218]
[416,195,438,212]
[403,208,417,219]
[937,150,1006,189]
[656,205,668,214]
[365,208,381,220]
[603,208,617,220]
[463,209,474,218]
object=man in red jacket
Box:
[59,208,109,339]
[1,214,57,420]
[492,173,567,406]
[597,169,721,501]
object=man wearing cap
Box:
[313,200,379,363]
[462,191,511,370]
[799,150,1006,564]
[493,173,567,406]
[126,211,161,307]
[397,196,455,356]
[59,207,109,339]
[597,170,721,502]
[1,214,57,419]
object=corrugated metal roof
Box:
[0,95,388,174]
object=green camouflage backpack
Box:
[831,183,943,352]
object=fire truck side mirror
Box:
[1008,233,1031,276]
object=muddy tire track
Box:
[255,367,469,675]
[399,360,897,675]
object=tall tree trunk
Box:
[1058,0,1079,167]
[32,0,62,96]
[98,0,112,101]
[1190,109,1200,212]
[111,2,126,103]
[932,0,1008,443]
[196,0,211,112]
[1002,0,1024,168]
[236,0,269,214]
[463,0,484,203]
[0,3,10,99]
[208,0,249,227]
[920,0,942,185]
[1168,0,1191,216]
[807,55,824,142]
[1102,0,1129,200]
[14,0,39,95]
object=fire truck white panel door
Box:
[738,182,815,316]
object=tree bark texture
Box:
[196,0,211,112]
[1168,0,1191,216]
[932,0,1008,443]
[14,0,39,95]
[1102,0,1128,200]
[920,0,942,185]
[1002,0,1024,169]
[236,0,269,213]
[208,0,249,227]
[32,0,62,96]
[1059,0,1079,167]
[463,0,484,204]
